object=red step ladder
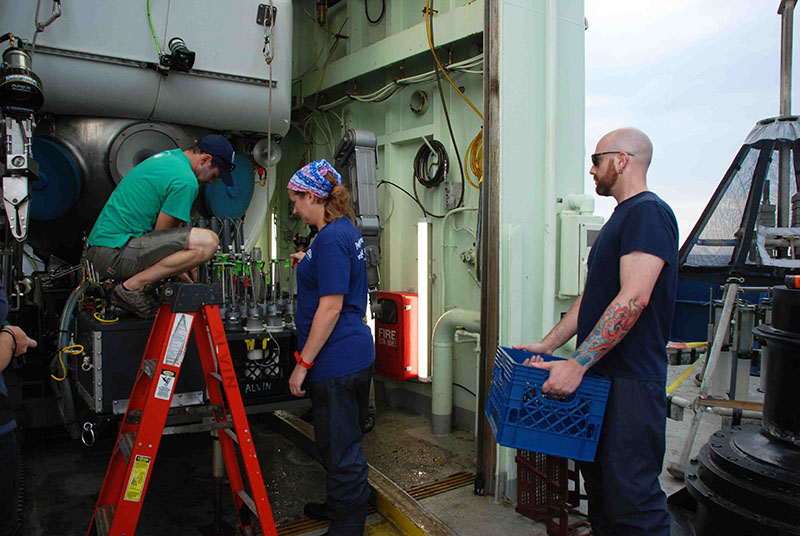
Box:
[87,284,277,536]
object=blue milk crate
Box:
[485,346,611,462]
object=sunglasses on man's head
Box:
[591,151,634,167]
[211,155,236,172]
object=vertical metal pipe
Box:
[780,0,795,117]
[541,0,557,336]
[274,260,282,297]
[270,260,277,301]
[476,0,500,497]
[778,0,796,230]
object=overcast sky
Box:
[584,0,800,244]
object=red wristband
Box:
[295,350,313,369]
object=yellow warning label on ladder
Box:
[124,455,152,502]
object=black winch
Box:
[685,285,800,535]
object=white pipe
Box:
[243,166,276,253]
[455,329,482,437]
[564,193,594,214]
[431,308,480,435]
[541,0,557,336]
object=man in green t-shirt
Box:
[85,134,235,317]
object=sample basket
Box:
[485,346,611,462]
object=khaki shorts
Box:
[86,227,191,281]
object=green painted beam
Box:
[377,125,434,147]
[301,0,483,99]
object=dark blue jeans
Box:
[0,429,18,536]
[580,376,670,536]
[308,365,372,536]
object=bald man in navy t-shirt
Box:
[515,128,678,536]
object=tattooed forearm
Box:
[573,299,645,368]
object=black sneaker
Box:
[111,285,158,319]
[362,413,375,434]
[303,502,331,521]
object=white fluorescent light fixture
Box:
[417,219,430,380]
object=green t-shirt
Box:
[88,150,199,248]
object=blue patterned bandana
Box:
[288,159,342,198]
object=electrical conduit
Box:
[431,308,480,435]
[541,0,558,336]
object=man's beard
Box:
[197,163,217,183]
[594,167,618,197]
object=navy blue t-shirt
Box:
[577,191,678,382]
[296,217,375,381]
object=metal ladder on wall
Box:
[87,283,278,536]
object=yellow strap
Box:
[666,357,704,395]
[667,341,707,350]
[93,309,119,324]
[51,344,85,381]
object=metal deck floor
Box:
[16,363,752,535]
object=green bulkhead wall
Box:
[275,0,585,446]
[276,0,484,427]
[493,0,586,503]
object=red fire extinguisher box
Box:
[374,291,418,381]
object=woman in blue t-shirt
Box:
[287,159,375,535]
[0,284,38,536]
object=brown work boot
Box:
[111,284,158,319]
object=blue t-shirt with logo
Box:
[295,217,375,381]
[577,191,679,382]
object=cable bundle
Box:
[413,140,449,189]
[317,53,483,111]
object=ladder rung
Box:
[142,359,158,378]
[224,427,239,445]
[127,404,223,424]
[236,489,258,517]
[126,411,141,424]
[119,431,136,463]
[209,371,222,382]
[95,504,115,536]
[162,421,234,436]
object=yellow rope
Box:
[424,1,483,120]
[425,2,483,191]
[464,129,483,188]
[51,344,84,381]
[93,308,119,324]
[666,357,704,395]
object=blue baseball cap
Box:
[198,134,236,186]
